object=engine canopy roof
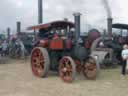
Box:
[27,20,74,31]
[112,23,128,30]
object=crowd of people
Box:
[0,38,27,58]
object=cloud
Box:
[0,0,127,33]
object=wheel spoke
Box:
[39,51,42,59]
[61,68,66,73]
[33,63,39,67]
[65,60,70,66]
[67,68,72,72]
[59,62,65,69]
[59,56,76,83]
[40,60,45,64]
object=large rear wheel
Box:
[31,47,50,77]
[59,56,76,83]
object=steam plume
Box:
[102,0,112,18]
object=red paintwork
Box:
[65,39,72,49]
[53,33,59,39]
[39,39,49,47]
[85,40,91,49]
[49,38,64,50]
[88,31,101,42]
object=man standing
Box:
[121,44,128,75]
[1,40,8,56]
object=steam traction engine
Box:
[28,14,98,83]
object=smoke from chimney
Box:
[102,0,112,18]
[102,0,113,38]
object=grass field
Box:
[0,59,128,96]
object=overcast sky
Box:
[0,0,127,33]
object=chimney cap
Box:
[17,21,21,23]
[73,12,81,16]
[107,17,113,20]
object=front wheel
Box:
[59,56,76,83]
[31,47,50,77]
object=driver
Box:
[53,32,59,39]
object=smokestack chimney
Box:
[38,0,43,24]
[64,18,68,21]
[17,21,21,35]
[107,18,113,38]
[73,12,81,41]
[7,27,10,42]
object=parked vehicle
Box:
[28,18,99,83]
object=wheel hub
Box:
[63,68,67,72]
